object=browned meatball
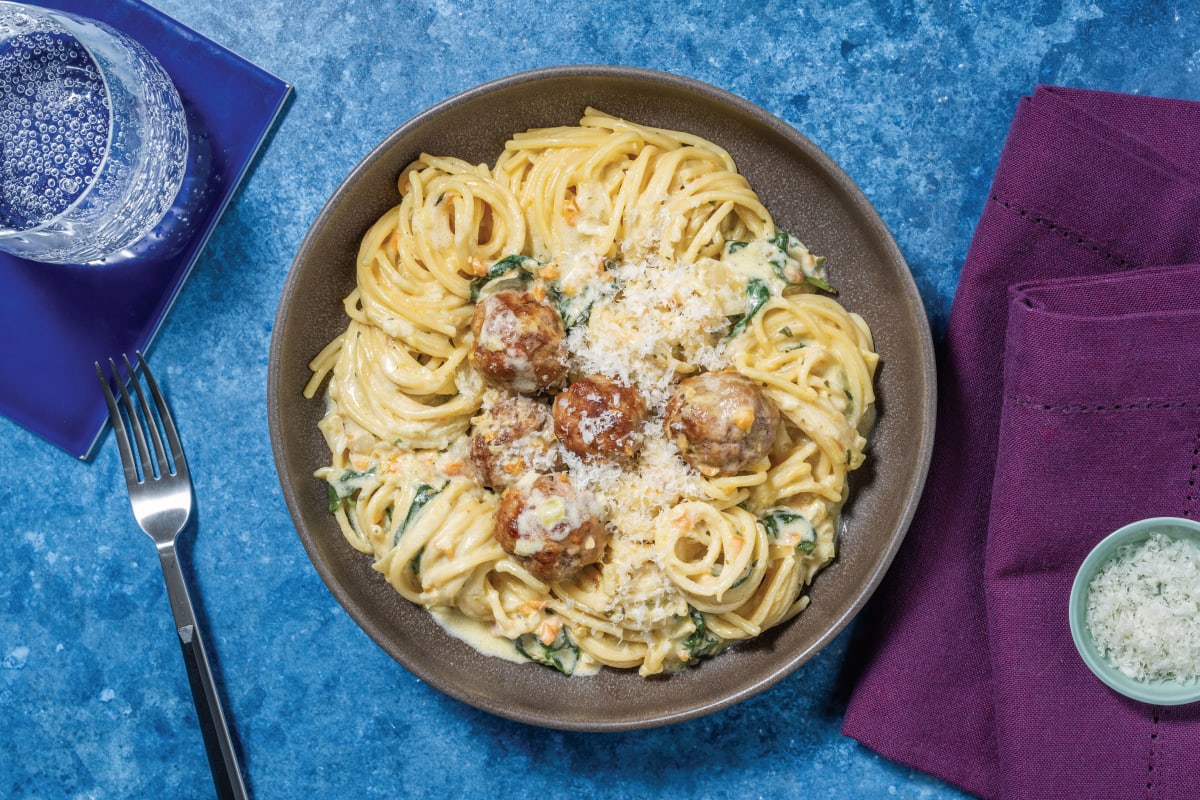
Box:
[552,375,647,463]
[469,290,568,394]
[493,473,609,581]
[469,396,560,490]
[663,371,781,476]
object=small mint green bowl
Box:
[1069,516,1200,705]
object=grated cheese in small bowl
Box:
[1069,517,1200,705]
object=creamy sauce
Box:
[430,607,602,675]
[429,608,527,664]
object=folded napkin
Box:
[842,85,1200,800]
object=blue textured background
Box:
[4,2,1199,798]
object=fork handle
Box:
[159,547,250,800]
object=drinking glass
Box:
[0,2,188,264]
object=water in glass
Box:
[0,2,188,264]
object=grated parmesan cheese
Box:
[1085,531,1200,683]
[564,254,739,409]
[555,430,706,619]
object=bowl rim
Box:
[1068,515,1200,706]
[267,64,938,729]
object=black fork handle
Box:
[158,547,249,800]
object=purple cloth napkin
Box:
[842,85,1200,800]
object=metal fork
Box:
[97,353,249,800]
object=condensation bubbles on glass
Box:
[0,24,110,230]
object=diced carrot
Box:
[726,536,745,559]
[519,600,547,615]
[538,617,563,646]
[673,508,695,530]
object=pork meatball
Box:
[493,473,609,581]
[663,371,781,476]
[469,396,560,490]
[469,290,568,394]
[553,375,647,463]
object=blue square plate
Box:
[0,0,291,458]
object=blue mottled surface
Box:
[3,2,1199,798]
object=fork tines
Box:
[96,352,189,486]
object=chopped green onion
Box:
[803,274,837,293]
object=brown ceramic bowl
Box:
[268,65,936,731]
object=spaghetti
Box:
[305,109,878,676]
